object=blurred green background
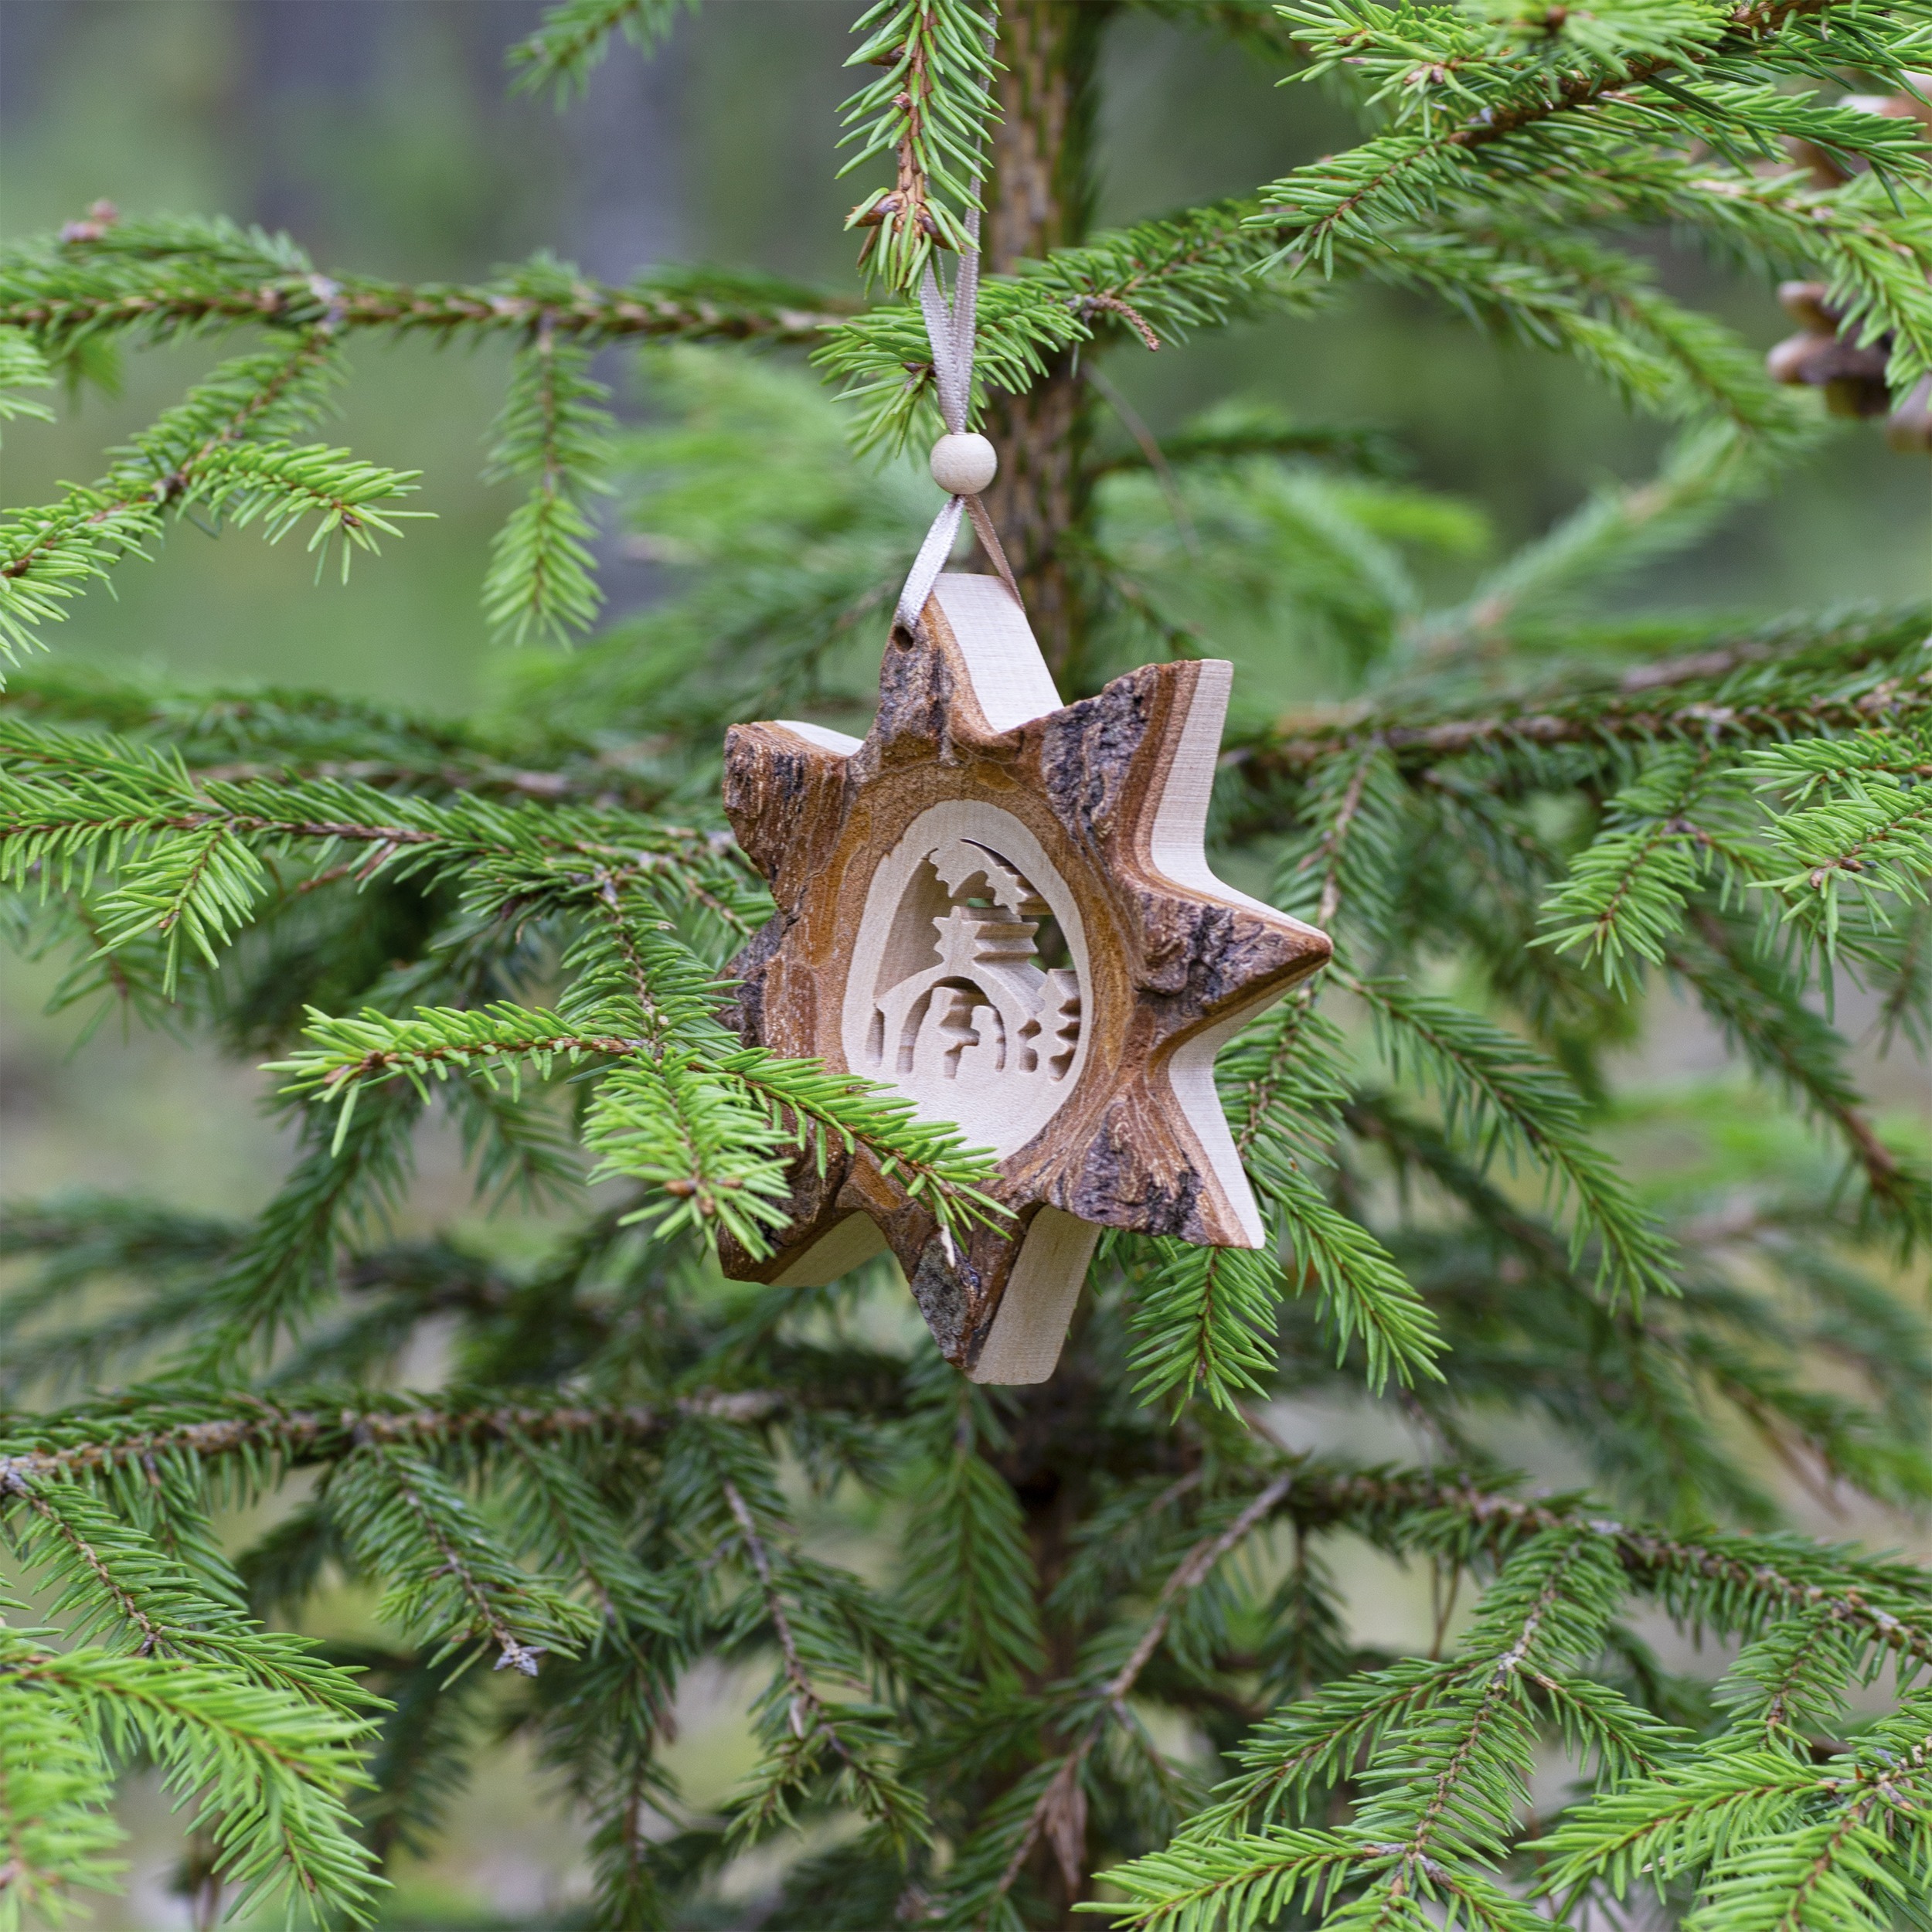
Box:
[2,3,1928,1924]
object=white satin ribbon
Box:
[893,208,1023,636]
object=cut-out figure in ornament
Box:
[869,846,1078,1107]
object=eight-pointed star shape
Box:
[718,573,1331,1383]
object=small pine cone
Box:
[1766,281,1893,418]
[1886,375,1932,451]
[59,199,120,245]
[1784,80,1932,185]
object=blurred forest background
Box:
[2,1,1929,1924]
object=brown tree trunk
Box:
[973,17,1118,1920]
[980,0,1111,687]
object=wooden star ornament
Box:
[718,573,1332,1383]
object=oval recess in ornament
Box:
[841,801,1091,1159]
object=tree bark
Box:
[975,15,1119,1919]
[981,0,1111,688]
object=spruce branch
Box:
[1090,1515,1922,1929]
[0,335,422,662]
[325,1443,597,1677]
[833,185,1841,465]
[0,1628,381,1926]
[1342,971,1679,1305]
[1,222,850,354]
[0,1668,122,1932]
[839,0,999,288]
[962,1472,1301,1920]
[0,328,54,443]
[1539,1696,1932,1923]
[275,1002,649,1103]
[824,179,1849,454]
[1750,725,1932,955]
[509,0,696,97]
[1,1474,374,1713]
[702,1450,935,1850]
[1260,0,1921,256]
[1237,611,1932,780]
[481,323,614,645]
[1332,1533,1626,1918]
[1129,1243,1291,1412]
[1537,745,1743,984]
[0,716,763,992]
[0,1389,794,1493]
[1111,1536,1640,1931]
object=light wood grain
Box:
[971,1207,1103,1384]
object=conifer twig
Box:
[721,1478,855,1765]
[988,1474,1300,1906]
[0,1391,789,1490]
[1,251,849,351]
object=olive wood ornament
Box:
[718,572,1332,1383]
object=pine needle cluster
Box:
[3,1,1932,1927]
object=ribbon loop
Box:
[894,206,1022,635]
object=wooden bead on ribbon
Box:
[893,204,1023,635]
